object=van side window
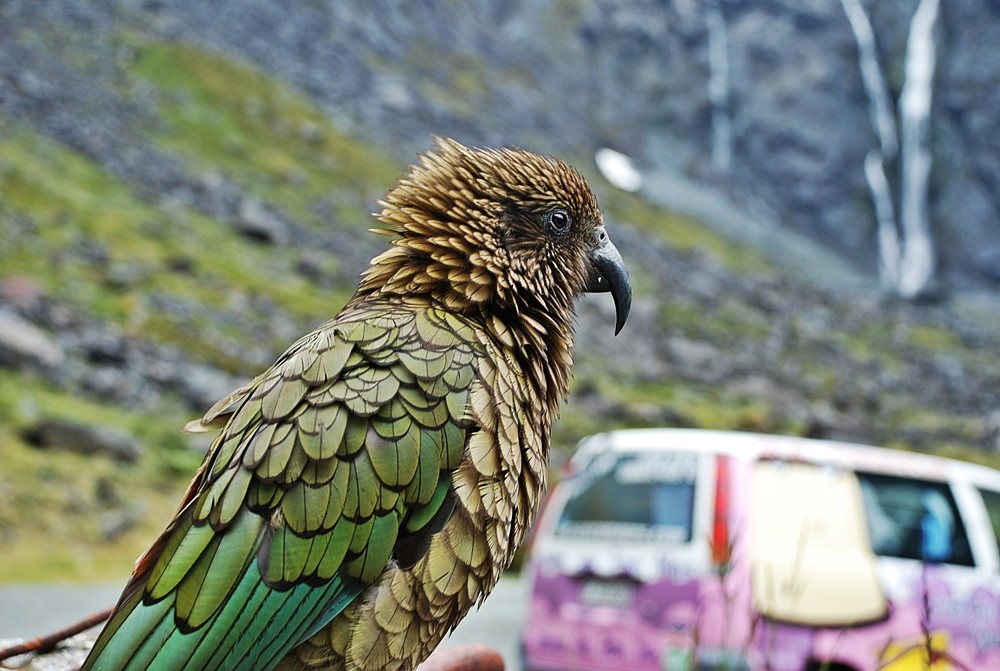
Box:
[977,487,1000,561]
[857,472,974,566]
[556,454,697,543]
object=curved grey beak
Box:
[585,227,631,335]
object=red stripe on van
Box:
[711,455,732,568]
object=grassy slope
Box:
[0,373,199,581]
[0,35,398,581]
[1,34,996,582]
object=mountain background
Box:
[1,0,998,582]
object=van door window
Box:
[556,453,697,543]
[857,472,974,566]
[977,487,1000,561]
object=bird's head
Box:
[362,137,631,336]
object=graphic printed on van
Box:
[520,429,1000,671]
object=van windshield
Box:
[555,453,697,543]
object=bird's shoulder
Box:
[83,300,497,668]
[151,299,494,578]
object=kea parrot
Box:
[82,137,631,671]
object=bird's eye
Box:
[545,209,572,235]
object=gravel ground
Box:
[0,576,526,670]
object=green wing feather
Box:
[82,301,480,671]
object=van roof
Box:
[570,428,1000,485]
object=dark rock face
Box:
[226,0,990,291]
[0,310,65,372]
[573,0,1000,291]
[22,418,142,463]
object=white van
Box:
[520,429,1000,671]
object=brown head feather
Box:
[352,138,607,406]
[359,137,601,305]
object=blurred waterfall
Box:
[841,0,901,288]
[864,151,901,288]
[705,1,731,173]
[897,0,940,298]
[841,0,898,159]
[841,0,940,298]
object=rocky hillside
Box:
[74,0,999,293]
[0,0,998,582]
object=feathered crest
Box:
[358,138,601,315]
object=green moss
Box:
[655,297,769,351]
[553,372,806,462]
[906,323,961,351]
[0,370,199,471]
[611,379,786,433]
[837,318,974,383]
[881,399,983,445]
[0,114,355,371]
[838,326,877,361]
[0,371,199,582]
[119,35,399,230]
[601,188,774,275]
[403,44,493,117]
